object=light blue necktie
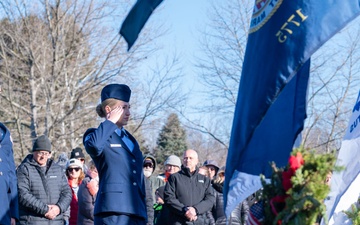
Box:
[115,128,134,152]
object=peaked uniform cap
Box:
[101,84,131,102]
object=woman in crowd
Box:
[210,168,249,225]
[77,160,99,225]
[66,158,85,225]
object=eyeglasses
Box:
[166,165,178,168]
[144,164,153,168]
[36,151,50,157]
[67,168,81,172]
[79,158,85,162]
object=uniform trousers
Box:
[94,213,146,225]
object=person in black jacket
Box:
[77,160,99,225]
[210,168,249,225]
[153,186,165,225]
[143,156,155,225]
[17,135,72,225]
[164,149,215,225]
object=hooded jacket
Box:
[143,154,157,225]
[143,154,165,200]
[143,154,157,176]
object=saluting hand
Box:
[106,106,124,124]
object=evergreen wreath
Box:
[253,148,341,225]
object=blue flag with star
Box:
[223,0,360,217]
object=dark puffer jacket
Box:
[211,182,249,225]
[77,175,97,225]
[17,154,72,225]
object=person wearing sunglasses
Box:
[70,147,88,174]
[66,158,85,225]
[17,135,72,225]
[77,160,99,225]
[83,84,147,225]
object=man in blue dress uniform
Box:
[83,84,147,225]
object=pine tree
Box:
[155,113,187,166]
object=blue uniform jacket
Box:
[0,123,19,224]
[83,120,147,220]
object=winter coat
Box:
[143,154,165,203]
[0,123,19,224]
[210,182,249,225]
[77,176,97,225]
[17,154,72,225]
[145,178,154,225]
[164,166,215,225]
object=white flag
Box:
[323,91,360,224]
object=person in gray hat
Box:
[156,155,182,183]
[16,135,72,225]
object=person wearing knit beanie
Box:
[156,155,182,184]
[70,147,85,160]
[32,135,52,152]
[31,135,52,167]
[164,155,182,180]
[16,135,72,224]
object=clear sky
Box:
[140,0,211,99]
[153,0,209,58]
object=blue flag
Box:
[120,0,163,51]
[224,0,360,217]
